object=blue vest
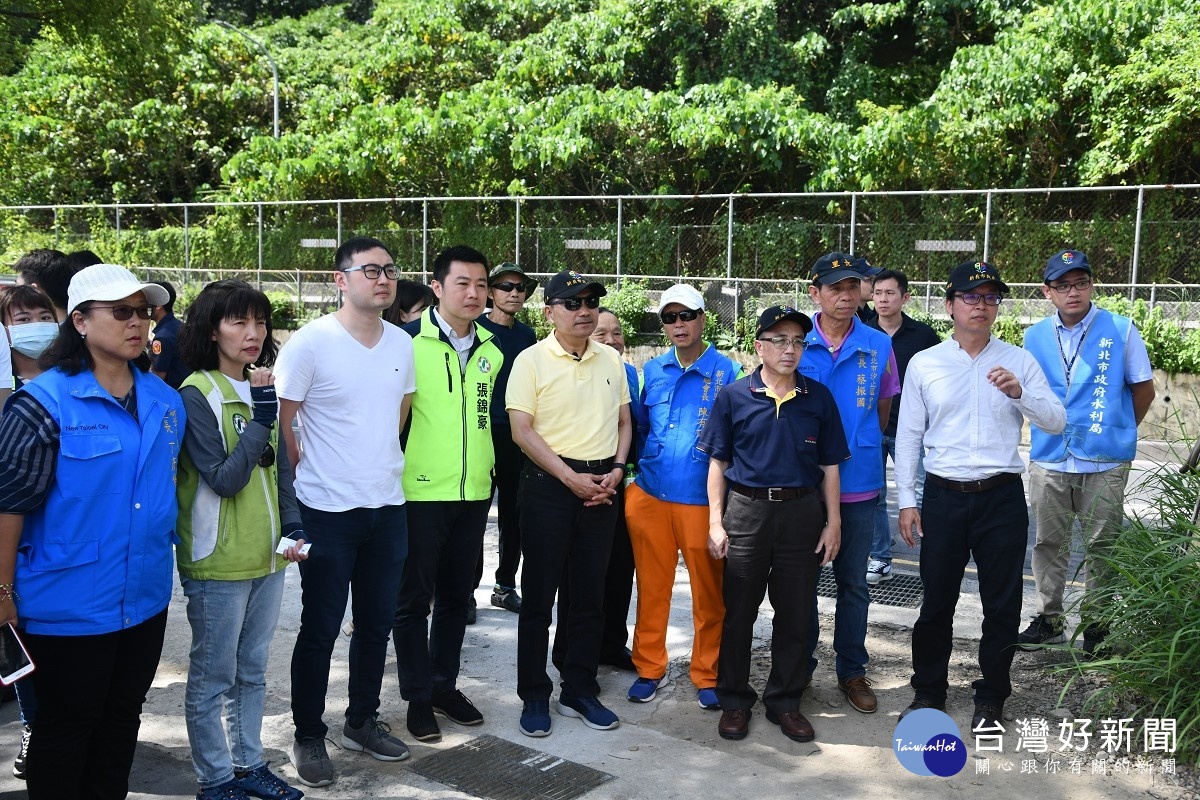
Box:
[1024,308,1136,463]
[799,320,892,494]
[18,368,185,636]
[636,344,739,505]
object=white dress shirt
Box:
[895,335,1066,509]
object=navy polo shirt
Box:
[150,312,189,390]
[698,365,849,489]
[477,315,538,427]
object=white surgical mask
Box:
[7,321,59,359]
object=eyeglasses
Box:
[492,281,528,294]
[660,309,701,324]
[757,336,809,351]
[341,263,400,280]
[89,304,154,321]
[258,442,275,469]
[958,293,1003,306]
[550,296,601,311]
[1049,279,1092,294]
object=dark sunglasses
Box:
[660,309,701,324]
[258,442,275,469]
[90,304,155,321]
[492,281,528,294]
[551,296,601,311]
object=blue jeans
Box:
[183,570,286,789]
[807,498,874,680]
[871,435,926,562]
[291,503,408,741]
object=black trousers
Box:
[23,609,168,800]
[910,478,1027,706]
[716,491,823,713]
[516,463,616,701]
[476,424,526,590]
[553,482,634,678]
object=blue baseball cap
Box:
[1044,250,1091,283]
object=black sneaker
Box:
[899,695,945,721]
[406,700,442,742]
[972,703,1005,733]
[13,724,29,779]
[466,596,477,625]
[1016,614,1065,650]
[490,586,522,613]
[432,689,484,726]
[1080,623,1109,655]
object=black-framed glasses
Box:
[660,309,701,324]
[757,336,809,351]
[959,293,1003,306]
[551,296,601,311]
[492,281,528,294]
[341,263,400,280]
[1049,279,1092,294]
[90,304,154,321]
[258,442,275,469]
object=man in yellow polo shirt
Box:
[506,270,632,738]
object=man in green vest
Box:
[392,245,504,744]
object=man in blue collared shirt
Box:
[1019,250,1155,654]
[624,284,740,710]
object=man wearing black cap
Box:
[853,256,882,323]
[505,270,632,738]
[895,260,1064,734]
[699,306,849,744]
[475,262,540,616]
[150,280,190,389]
[800,252,899,716]
[1018,250,1155,654]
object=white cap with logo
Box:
[657,284,705,313]
[67,264,170,315]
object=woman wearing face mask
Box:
[0,283,57,778]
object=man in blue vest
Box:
[799,252,899,716]
[1018,249,1155,654]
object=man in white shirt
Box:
[1018,250,1155,654]
[275,237,417,788]
[895,260,1065,735]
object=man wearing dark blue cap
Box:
[699,306,849,744]
[852,256,882,323]
[1018,250,1155,654]
[895,260,1064,734]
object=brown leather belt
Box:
[926,472,1022,493]
[730,483,817,502]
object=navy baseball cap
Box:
[946,260,1010,294]
[755,305,814,338]
[809,252,860,285]
[853,257,882,277]
[1044,250,1091,283]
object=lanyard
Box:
[1054,315,1094,391]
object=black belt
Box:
[730,483,817,502]
[561,456,616,474]
[926,472,1022,493]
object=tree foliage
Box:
[0,0,1197,210]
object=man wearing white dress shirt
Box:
[894,260,1065,735]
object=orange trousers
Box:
[625,482,724,688]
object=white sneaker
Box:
[866,559,893,585]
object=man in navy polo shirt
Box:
[699,306,849,744]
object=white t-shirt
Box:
[275,314,416,512]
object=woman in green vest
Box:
[175,280,307,800]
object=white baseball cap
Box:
[657,284,705,313]
[67,264,170,314]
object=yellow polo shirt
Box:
[506,333,630,460]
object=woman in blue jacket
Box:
[0,264,185,800]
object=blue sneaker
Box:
[234,763,304,800]
[697,688,721,710]
[627,676,667,703]
[556,693,619,730]
[520,700,552,737]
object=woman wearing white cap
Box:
[0,263,186,799]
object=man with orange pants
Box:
[625,284,741,709]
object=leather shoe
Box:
[718,709,750,740]
[899,695,945,721]
[766,708,815,742]
[599,648,636,672]
[972,703,1004,733]
[837,676,877,714]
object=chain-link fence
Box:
[3,186,1199,334]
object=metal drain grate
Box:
[816,565,925,608]
[410,734,615,800]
